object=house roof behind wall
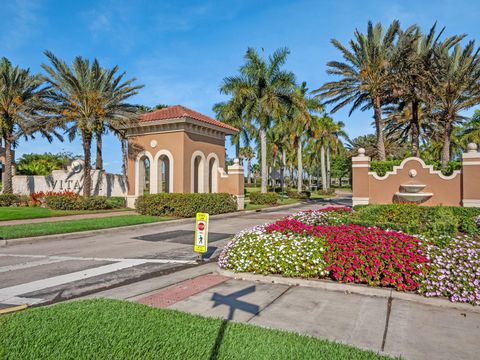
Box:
[138,105,239,133]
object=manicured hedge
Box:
[249,192,279,205]
[46,196,111,210]
[0,194,22,207]
[350,204,480,243]
[286,189,311,199]
[370,160,461,176]
[135,193,237,217]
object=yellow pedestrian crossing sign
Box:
[194,213,209,253]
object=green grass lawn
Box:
[0,300,391,360]
[0,207,130,222]
[0,215,170,239]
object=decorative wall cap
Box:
[352,156,371,162]
[368,157,460,181]
[462,143,480,159]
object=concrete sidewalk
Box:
[1,210,136,226]
[86,263,480,360]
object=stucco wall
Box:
[12,169,126,196]
[352,145,480,207]
[368,158,461,206]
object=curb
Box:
[217,268,480,314]
[0,198,321,247]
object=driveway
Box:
[0,195,351,308]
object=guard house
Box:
[125,105,245,209]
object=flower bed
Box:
[422,235,480,305]
[219,206,480,305]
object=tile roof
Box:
[138,105,238,132]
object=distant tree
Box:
[221,47,296,193]
[239,146,255,183]
[17,152,79,175]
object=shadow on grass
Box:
[209,286,259,360]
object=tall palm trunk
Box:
[411,100,420,157]
[373,97,386,160]
[260,128,267,193]
[2,136,13,194]
[95,130,103,170]
[326,145,331,189]
[119,134,128,192]
[82,131,93,196]
[235,142,240,159]
[320,144,327,190]
[297,141,303,193]
[280,148,286,192]
[247,157,252,184]
[441,120,453,168]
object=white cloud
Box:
[2,0,43,51]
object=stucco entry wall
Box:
[352,144,480,207]
[368,158,461,206]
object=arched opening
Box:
[208,156,218,193]
[191,151,206,193]
[139,156,150,195]
[157,155,170,193]
[135,151,153,196]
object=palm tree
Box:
[288,82,323,192]
[92,64,143,170]
[461,111,480,145]
[239,146,255,183]
[391,23,463,156]
[213,99,254,158]
[430,41,480,166]
[314,20,401,160]
[220,47,296,193]
[0,58,55,193]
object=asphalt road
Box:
[0,195,351,308]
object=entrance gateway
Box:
[125,105,245,209]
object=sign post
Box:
[194,212,209,261]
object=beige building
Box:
[125,105,244,209]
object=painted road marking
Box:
[0,258,67,273]
[0,254,197,305]
[0,261,146,303]
[0,253,196,265]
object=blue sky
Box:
[2,0,480,173]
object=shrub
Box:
[249,192,278,205]
[46,196,111,210]
[135,193,237,217]
[45,195,78,210]
[218,225,328,277]
[76,197,110,210]
[314,188,335,196]
[106,197,126,209]
[370,160,402,176]
[286,189,311,199]
[0,194,21,207]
